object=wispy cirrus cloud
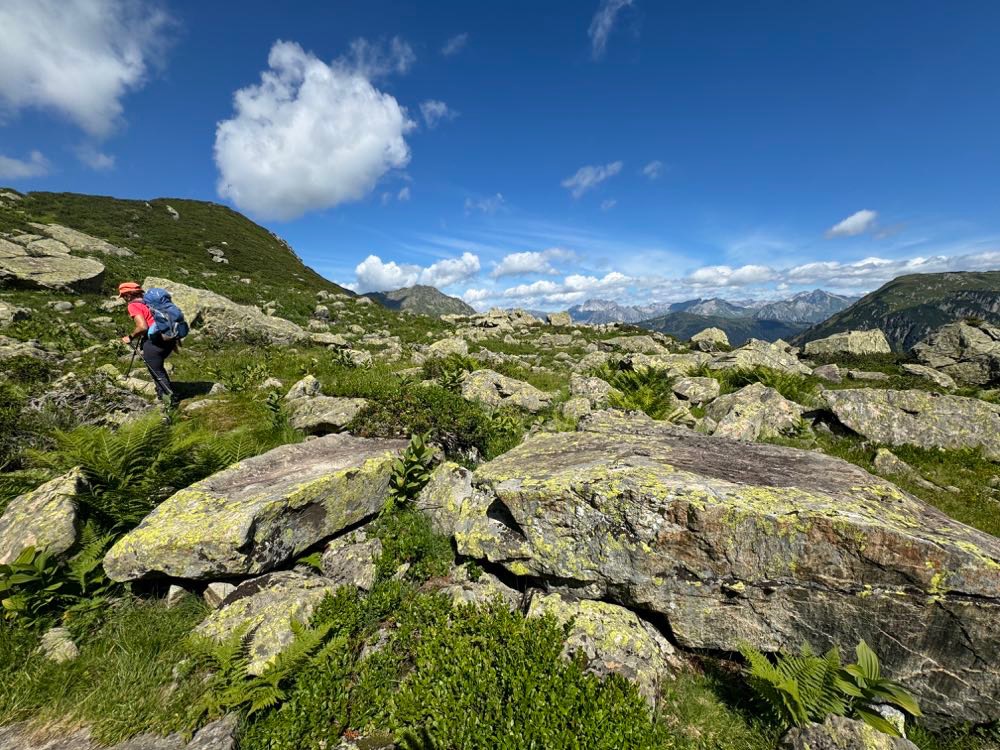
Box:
[561,161,622,198]
[441,33,469,57]
[420,99,458,128]
[0,150,50,179]
[588,0,634,59]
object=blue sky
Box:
[1,0,999,309]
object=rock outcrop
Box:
[287,396,368,436]
[0,715,237,750]
[803,329,891,357]
[195,571,338,675]
[0,469,84,564]
[778,715,917,750]
[321,529,382,591]
[690,327,729,352]
[912,320,1000,387]
[0,235,105,292]
[461,369,552,412]
[709,339,812,375]
[823,389,1000,460]
[427,411,1000,723]
[900,363,955,389]
[103,434,406,581]
[143,277,307,345]
[704,382,803,441]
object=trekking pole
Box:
[124,337,141,379]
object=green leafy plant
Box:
[187,617,335,727]
[0,546,65,624]
[386,433,436,509]
[740,640,920,737]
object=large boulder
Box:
[103,434,406,581]
[527,593,679,705]
[0,469,84,564]
[823,389,1000,460]
[803,329,892,357]
[28,222,133,257]
[778,715,917,750]
[912,320,1000,387]
[195,571,337,675]
[287,396,368,436]
[671,376,720,405]
[546,311,572,326]
[709,339,812,375]
[437,411,1000,724]
[427,337,469,357]
[461,369,552,413]
[622,352,711,376]
[0,236,105,292]
[597,335,668,355]
[143,277,307,345]
[690,327,729,352]
[0,300,31,326]
[900,363,955,389]
[704,382,803,441]
[569,374,619,408]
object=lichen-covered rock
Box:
[0,468,83,564]
[0,335,52,362]
[0,715,237,750]
[912,321,1000,386]
[439,572,522,610]
[103,434,406,581]
[569,374,618,408]
[0,300,31,326]
[310,332,349,348]
[446,411,1000,724]
[427,336,469,357]
[690,327,729,352]
[0,235,105,292]
[204,582,237,608]
[288,396,368,436]
[709,339,812,375]
[321,529,382,591]
[803,329,892,357]
[901,363,955,389]
[286,374,322,400]
[778,715,917,749]
[847,369,891,382]
[143,276,307,345]
[195,571,338,675]
[561,396,592,420]
[824,389,1000,460]
[528,593,679,704]
[597,335,668,355]
[704,382,803,441]
[28,222,133,257]
[672,376,720,405]
[812,363,842,382]
[461,369,552,412]
[546,311,572,326]
[621,352,711,375]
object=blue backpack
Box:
[143,288,189,341]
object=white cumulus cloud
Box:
[0,150,50,179]
[214,40,414,221]
[687,264,777,288]
[490,248,575,278]
[561,161,622,198]
[642,160,664,179]
[420,99,457,128]
[442,33,469,56]
[354,252,480,293]
[588,0,633,59]
[0,0,172,137]
[826,209,878,238]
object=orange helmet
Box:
[118,281,143,297]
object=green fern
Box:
[741,640,921,737]
[594,365,680,420]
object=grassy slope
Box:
[637,311,807,346]
[794,271,1000,351]
[366,284,477,316]
[0,190,351,323]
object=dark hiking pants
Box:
[141,336,177,403]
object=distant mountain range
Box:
[365,285,476,316]
[637,312,808,347]
[567,290,857,325]
[795,271,1000,351]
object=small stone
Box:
[166,584,189,608]
[286,374,322,400]
[812,363,842,383]
[38,626,78,663]
[204,581,237,608]
[321,529,383,591]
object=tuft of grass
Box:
[0,595,208,745]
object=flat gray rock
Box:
[104,434,406,581]
[0,468,83,564]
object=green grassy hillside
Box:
[637,311,807,345]
[795,271,1000,350]
[0,189,350,319]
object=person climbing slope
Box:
[117,281,185,407]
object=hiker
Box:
[117,281,180,406]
